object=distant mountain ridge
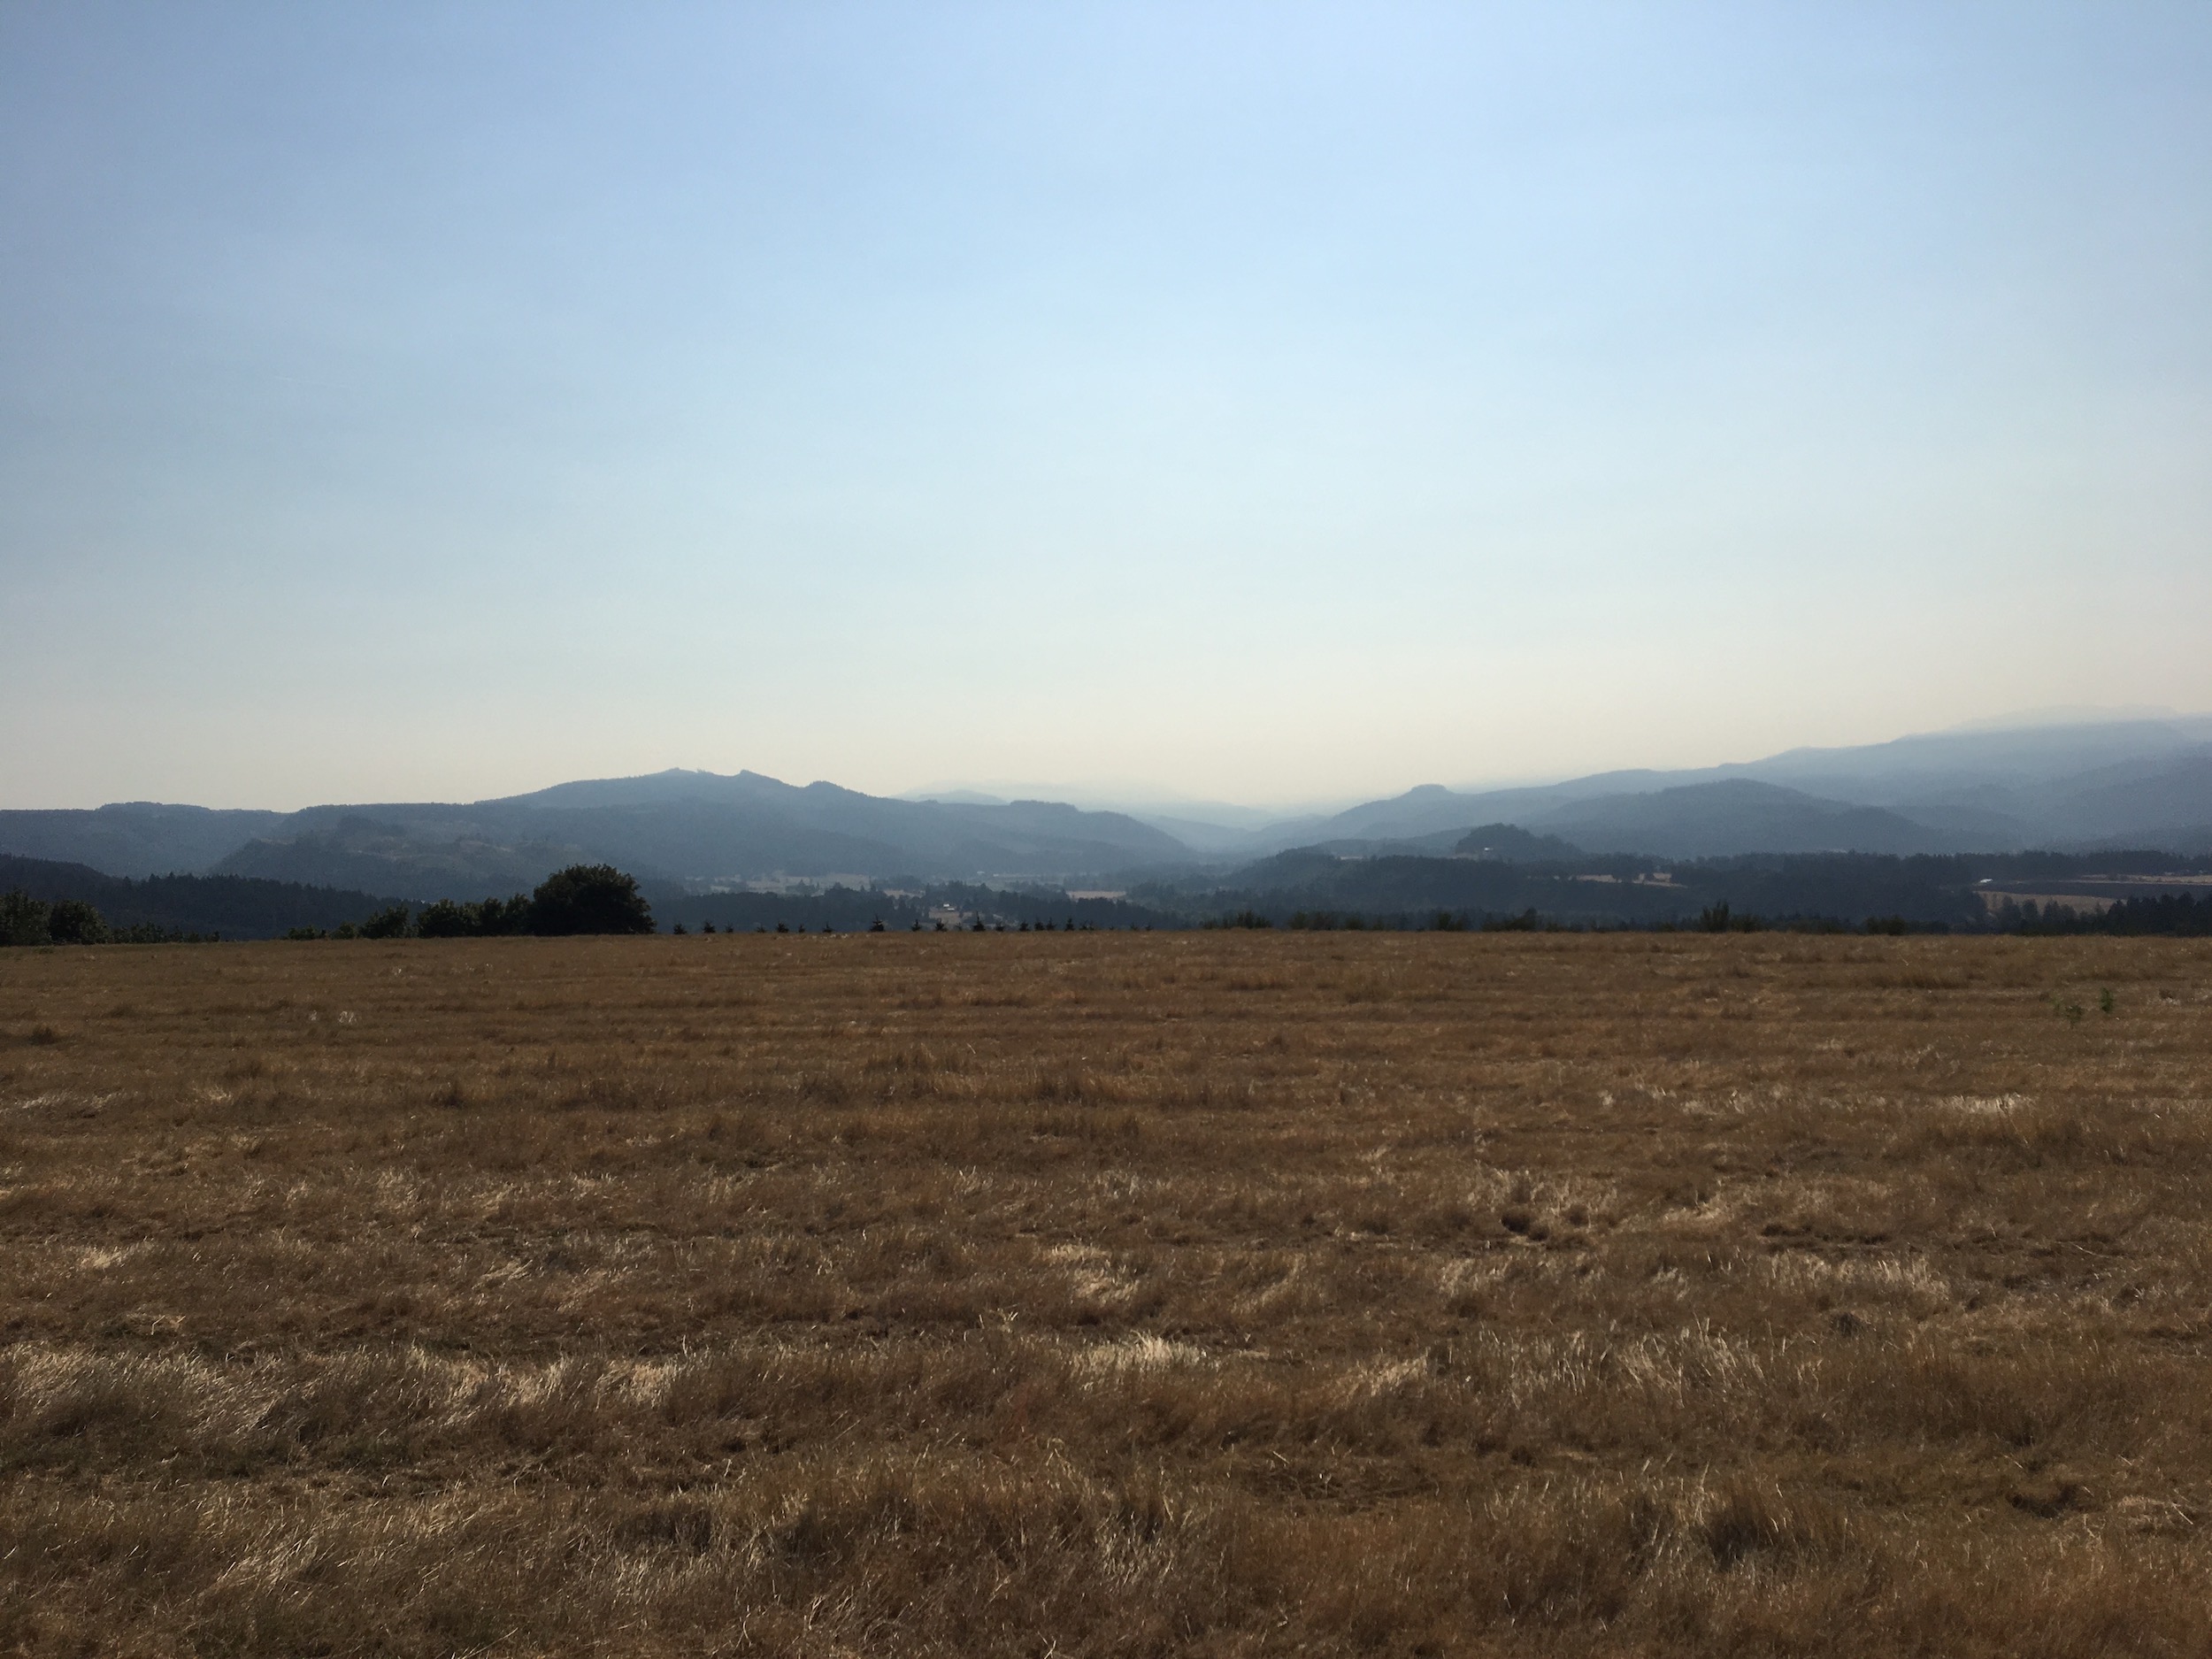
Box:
[0,771,1192,899]
[0,803,288,876]
[1216,717,2212,859]
[4,718,2208,894]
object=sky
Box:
[4,2,2209,811]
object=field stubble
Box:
[2,931,2210,1656]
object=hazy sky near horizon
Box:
[4,2,2209,810]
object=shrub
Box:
[528,866,654,936]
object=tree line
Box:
[2,864,656,947]
[0,855,402,941]
[0,889,215,946]
[14,854,2208,944]
[1998,893,2212,937]
[1135,847,2212,933]
[289,865,657,940]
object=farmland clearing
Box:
[3,932,2209,1656]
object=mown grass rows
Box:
[1,932,2209,1655]
[0,1316,2191,1483]
[5,1453,2202,1657]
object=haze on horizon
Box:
[4,3,2209,814]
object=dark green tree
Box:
[358,904,413,940]
[412,899,473,939]
[47,899,109,945]
[477,895,532,935]
[528,865,654,936]
[0,889,50,947]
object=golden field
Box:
[2,931,2209,1657]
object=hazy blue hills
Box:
[212,815,586,897]
[1218,717,2212,858]
[1233,777,1971,858]
[2039,754,2212,848]
[507,772,1194,872]
[4,719,2208,896]
[0,772,1192,900]
[0,804,287,878]
[1452,824,1587,862]
[1533,780,1976,859]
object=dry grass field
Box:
[4,931,2211,1657]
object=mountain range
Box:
[1200,715,2212,861]
[0,773,1188,898]
[4,716,2209,899]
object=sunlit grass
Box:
[3,931,2208,1655]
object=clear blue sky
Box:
[4,2,2208,810]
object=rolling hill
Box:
[0,772,1192,899]
[6,718,2209,889]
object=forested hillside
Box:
[0,856,404,941]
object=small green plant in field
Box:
[2099,987,2116,1015]
[2051,994,2085,1023]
